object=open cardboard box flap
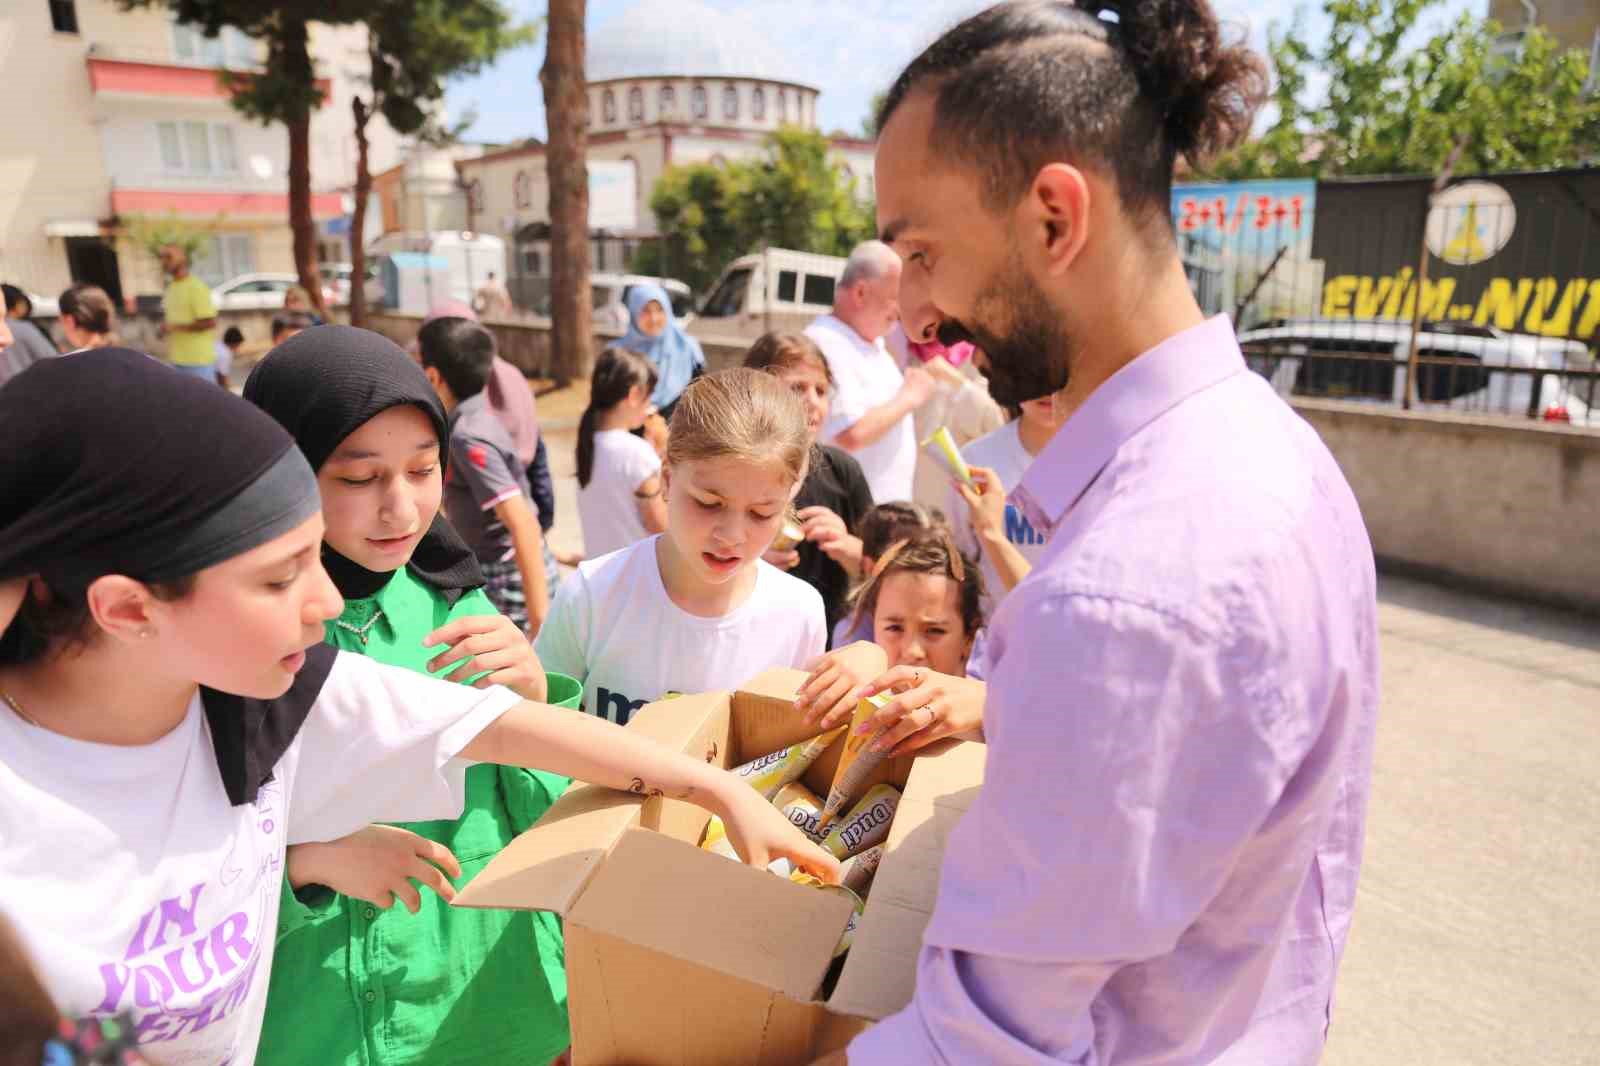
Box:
[456,668,987,1061]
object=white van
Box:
[367,231,508,312]
[688,248,846,342]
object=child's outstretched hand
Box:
[955,465,1008,541]
[794,641,890,730]
[715,777,841,883]
[855,666,987,756]
[286,826,463,913]
[425,614,550,702]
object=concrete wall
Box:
[365,311,747,382]
[1293,399,1600,614]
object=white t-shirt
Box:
[806,315,917,504]
[577,429,662,559]
[0,653,518,1066]
[537,535,826,724]
[943,420,1051,622]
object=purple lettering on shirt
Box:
[136,883,206,955]
[164,938,215,994]
[133,963,175,1009]
[95,962,133,1014]
[209,912,253,976]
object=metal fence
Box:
[1181,169,1600,426]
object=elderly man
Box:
[814,3,1380,1065]
[805,240,933,503]
[158,244,218,383]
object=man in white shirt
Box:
[805,241,933,503]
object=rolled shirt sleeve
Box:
[451,432,524,511]
[285,653,522,844]
[853,586,1334,1065]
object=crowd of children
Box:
[0,300,1051,1063]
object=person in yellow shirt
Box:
[159,243,219,382]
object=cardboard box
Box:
[454,667,987,1065]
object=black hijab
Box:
[243,325,484,604]
[0,348,335,806]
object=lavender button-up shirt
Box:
[850,316,1379,1065]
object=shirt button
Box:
[364,990,376,1003]
[363,906,377,920]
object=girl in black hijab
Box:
[244,325,573,1066]
[0,348,838,1066]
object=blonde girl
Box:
[538,368,827,725]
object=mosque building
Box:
[452,0,877,296]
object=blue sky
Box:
[445,0,1488,146]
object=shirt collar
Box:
[1014,315,1246,534]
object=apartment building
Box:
[0,1,400,307]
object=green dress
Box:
[258,567,572,1066]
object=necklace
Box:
[1,688,39,727]
[332,605,385,645]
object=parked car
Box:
[212,272,335,312]
[588,273,694,333]
[318,262,383,307]
[688,248,845,343]
[1236,318,1596,423]
[24,290,60,319]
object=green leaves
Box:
[640,127,875,292]
[1209,1,1599,179]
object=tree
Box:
[349,2,534,326]
[118,1,372,316]
[125,212,214,268]
[540,0,592,384]
[860,90,889,139]
[636,128,875,293]
[1210,1,1600,180]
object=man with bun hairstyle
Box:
[817,3,1379,1063]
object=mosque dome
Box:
[585,0,815,88]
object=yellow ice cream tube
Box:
[789,873,865,959]
[771,519,805,552]
[731,726,845,800]
[839,843,885,896]
[820,784,900,861]
[922,426,975,490]
[772,781,826,842]
[815,691,895,831]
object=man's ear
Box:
[1025,162,1092,278]
[659,462,673,500]
[84,575,161,644]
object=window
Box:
[157,121,237,175]
[691,84,707,119]
[521,248,543,275]
[700,267,751,318]
[723,85,739,120]
[752,87,766,120]
[172,22,253,66]
[659,85,676,115]
[213,125,238,173]
[49,0,79,34]
[802,274,836,307]
[602,89,617,123]
[191,234,256,287]
[158,123,183,171]
[628,86,644,122]
[1290,338,1398,401]
[776,269,798,303]
[514,170,532,210]
[778,89,788,121]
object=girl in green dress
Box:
[245,326,572,1066]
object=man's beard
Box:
[939,253,1071,410]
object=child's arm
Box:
[959,466,1032,594]
[495,494,550,635]
[286,825,462,912]
[459,703,840,877]
[635,473,668,534]
[793,641,891,728]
